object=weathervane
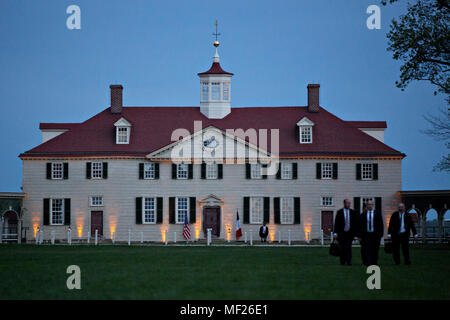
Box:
[213,19,220,47]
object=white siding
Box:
[21,159,402,242]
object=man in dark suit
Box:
[259,222,269,242]
[333,199,359,266]
[360,200,384,266]
[388,203,418,265]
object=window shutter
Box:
[86,162,92,179]
[354,197,361,213]
[169,197,175,224]
[262,164,268,179]
[64,199,71,226]
[136,197,142,224]
[245,163,251,179]
[43,198,50,225]
[188,164,193,179]
[139,163,144,179]
[172,164,177,179]
[243,197,250,224]
[102,162,108,179]
[276,164,281,179]
[263,197,270,223]
[156,197,163,223]
[292,163,298,179]
[373,163,378,180]
[356,163,362,180]
[63,163,69,180]
[155,163,160,179]
[189,197,196,223]
[46,163,52,179]
[294,197,301,224]
[375,197,382,212]
[218,164,223,179]
[201,163,206,179]
[274,198,280,224]
[332,163,338,180]
[316,163,322,179]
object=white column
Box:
[112,232,115,245]
[278,230,281,243]
[288,229,291,246]
[165,230,168,246]
[244,231,247,243]
[320,229,324,246]
[0,216,3,244]
[207,228,211,246]
[67,229,72,245]
[95,229,98,245]
[249,230,253,246]
[35,229,39,245]
[39,230,43,244]
[307,232,310,244]
[87,231,90,244]
[51,231,55,245]
[128,229,131,245]
[140,231,144,244]
[174,231,177,243]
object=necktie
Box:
[344,210,349,231]
[369,211,372,232]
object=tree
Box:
[423,107,450,172]
[383,0,449,103]
[384,0,449,172]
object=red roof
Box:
[21,106,404,158]
[197,62,234,76]
[346,121,387,129]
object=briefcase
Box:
[329,241,341,256]
[384,241,393,254]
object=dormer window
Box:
[114,117,132,144]
[296,117,314,144]
[201,82,209,101]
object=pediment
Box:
[114,117,132,127]
[198,194,225,206]
[296,117,314,126]
[146,125,271,163]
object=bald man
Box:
[388,203,418,265]
[333,199,359,266]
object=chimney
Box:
[307,84,320,113]
[110,84,123,114]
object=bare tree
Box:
[423,107,450,172]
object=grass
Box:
[0,244,449,300]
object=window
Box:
[51,199,64,225]
[143,197,156,224]
[201,82,209,101]
[251,163,262,179]
[90,196,103,207]
[51,163,63,179]
[176,197,188,224]
[206,163,218,179]
[362,163,373,180]
[223,82,230,100]
[177,164,188,179]
[280,197,294,224]
[250,197,263,224]
[92,162,103,179]
[116,127,129,144]
[211,82,220,100]
[281,163,292,179]
[144,163,155,179]
[321,163,333,179]
[300,126,312,143]
[321,196,333,207]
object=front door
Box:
[321,211,334,237]
[203,207,220,237]
[91,211,103,237]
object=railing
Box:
[1,226,18,241]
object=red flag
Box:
[235,211,242,239]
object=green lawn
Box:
[0,244,449,299]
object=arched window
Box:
[443,209,450,238]
[408,208,421,236]
[425,208,438,238]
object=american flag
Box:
[236,211,242,239]
[183,213,191,240]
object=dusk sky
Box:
[0,0,448,192]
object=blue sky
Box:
[0,0,448,191]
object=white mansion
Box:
[18,41,404,243]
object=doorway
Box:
[321,211,334,237]
[91,211,103,237]
[203,207,220,237]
